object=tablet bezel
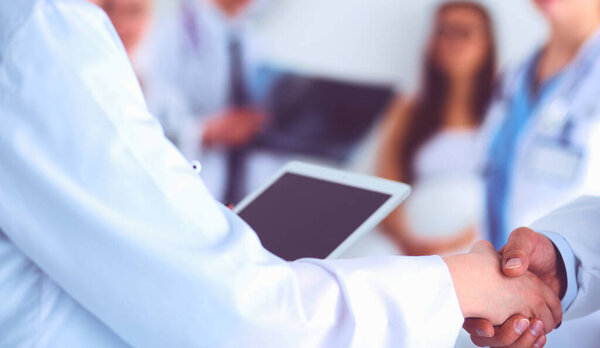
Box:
[234,161,411,259]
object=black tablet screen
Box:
[237,173,391,261]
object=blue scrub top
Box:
[486,53,564,249]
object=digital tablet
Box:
[234,162,411,261]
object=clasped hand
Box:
[444,234,563,348]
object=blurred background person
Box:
[100,0,200,165]
[484,0,600,253]
[376,1,496,256]
[101,0,150,62]
[137,0,267,204]
[102,0,395,207]
[479,0,600,346]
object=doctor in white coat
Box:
[481,0,600,248]
[137,0,266,202]
[471,0,600,346]
[465,196,600,347]
[0,1,562,347]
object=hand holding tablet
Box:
[235,162,411,261]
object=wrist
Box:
[539,232,574,300]
[443,254,477,318]
[552,242,568,299]
[538,230,575,308]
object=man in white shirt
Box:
[138,0,266,202]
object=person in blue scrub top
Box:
[484,0,600,250]
[467,0,600,346]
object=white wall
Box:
[253,0,549,90]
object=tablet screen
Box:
[238,173,391,261]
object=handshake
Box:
[443,228,567,348]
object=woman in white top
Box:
[377,1,497,256]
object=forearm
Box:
[292,256,464,348]
[443,254,479,319]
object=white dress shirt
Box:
[0,0,464,347]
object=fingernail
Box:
[475,328,491,338]
[533,334,545,348]
[515,318,529,335]
[505,258,522,269]
[530,321,543,336]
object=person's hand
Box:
[443,241,562,330]
[202,109,265,147]
[498,228,566,297]
[464,314,547,348]
[463,228,568,347]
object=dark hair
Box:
[400,1,497,183]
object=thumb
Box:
[501,227,535,277]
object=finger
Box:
[535,302,556,335]
[541,281,563,331]
[470,315,530,347]
[533,334,546,348]
[533,275,561,332]
[500,319,544,348]
[502,227,536,277]
[463,318,495,338]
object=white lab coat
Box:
[136,0,260,119]
[532,196,600,320]
[532,197,600,345]
[479,29,600,233]
[0,1,464,347]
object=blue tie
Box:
[223,36,250,204]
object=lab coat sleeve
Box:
[576,57,600,197]
[142,78,203,159]
[530,196,600,320]
[0,1,464,347]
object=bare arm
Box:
[375,97,416,246]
